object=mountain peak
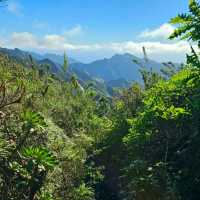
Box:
[111,53,138,60]
[71,52,162,82]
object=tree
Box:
[133,47,163,89]
[0,0,8,7]
[62,51,68,74]
[169,0,200,46]
[169,0,200,67]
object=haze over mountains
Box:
[71,53,162,82]
[0,47,163,88]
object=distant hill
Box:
[0,47,170,96]
[30,52,79,64]
[0,47,31,61]
[0,47,164,83]
[0,47,111,95]
[0,47,78,64]
[107,78,132,88]
[0,47,90,81]
[38,58,61,73]
[70,53,162,82]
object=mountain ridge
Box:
[0,46,165,89]
[70,53,162,82]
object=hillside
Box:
[30,52,79,64]
[0,47,164,83]
[71,53,162,82]
[0,47,166,96]
[0,47,115,96]
[0,47,78,64]
[1,1,200,200]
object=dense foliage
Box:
[0,54,111,199]
[0,1,200,200]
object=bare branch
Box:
[0,81,25,109]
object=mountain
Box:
[70,53,162,82]
[38,58,61,73]
[0,47,78,64]
[0,47,31,61]
[31,52,79,64]
[107,79,132,88]
[0,47,164,84]
[0,47,167,96]
[0,46,91,82]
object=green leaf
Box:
[170,14,193,24]
[21,110,47,129]
[22,147,58,170]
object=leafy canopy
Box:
[169,0,200,46]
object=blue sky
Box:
[0,0,191,62]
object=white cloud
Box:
[7,1,22,16]
[139,23,175,40]
[0,36,5,46]
[10,32,38,48]
[64,25,84,37]
[0,30,192,63]
[43,34,65,46]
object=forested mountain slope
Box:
[0,47,166,84]
[70,53,163,82]
[0,1,200,200]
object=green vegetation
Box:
[0,1,200,200]
[0,54,110,199]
